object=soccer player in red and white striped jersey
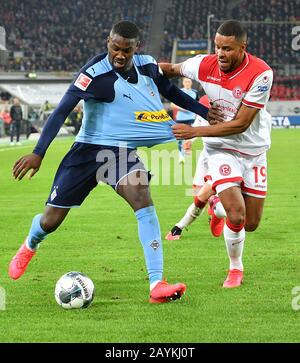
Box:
[160,20,273,288]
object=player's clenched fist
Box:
[13,153,43,180]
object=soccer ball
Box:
[54,271,95,309]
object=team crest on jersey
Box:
[146,82,156,96]
[74,73,92,91]
[135,110,172,122]
[232,86,243,99]
[219,164,231,176]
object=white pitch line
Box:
[0,146,31,152]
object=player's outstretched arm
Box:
[33,93,80,157]
[172,104,260,139]
[159,62,182,78]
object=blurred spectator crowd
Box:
[160,0,299,100]
[0,0,299,100]
[160,0,227,61]
[0,0,153,72]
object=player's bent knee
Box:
[129,185,153,210]
[227,217,245,228]
[40,217,60,233]
[226,211,245,227]
[41,207,69,233]
[117,182,153,211]
[245,221,260,232]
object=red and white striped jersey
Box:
[181,52,273,155]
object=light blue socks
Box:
[27,214,48,250]
[135,206,163,285]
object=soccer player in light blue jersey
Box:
[9,21,208,303]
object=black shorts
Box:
[46,142,149,208]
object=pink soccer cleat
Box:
[9,240,36,280]
[165,226,182,240]
[208,196,225,237]
[149,280,186,303]
[223,269,243,288]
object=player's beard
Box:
[218,58,231,72]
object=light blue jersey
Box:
[69,54,176,148]
[33,52,208,157]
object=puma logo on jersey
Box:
[123,94,133,101]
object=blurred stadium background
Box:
[0,0,299,140]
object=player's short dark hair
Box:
[111,20,140,40]
[217,20,247,41]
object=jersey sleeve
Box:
[33,93,80,157]
[180,55,207,81]
[66,65,95,101]
[32,62,92,156]
[242,70,273,109]
[67,53,110,101]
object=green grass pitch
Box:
[0,128,299,343]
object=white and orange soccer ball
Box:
[55,271,95,309]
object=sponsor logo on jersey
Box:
[207,75,221,82]
[213,99,238,121]
[257,85,269,92]
[219,164,231,176]
[74,73,92,91]
[232,86,243,99]
[135,110,172,122]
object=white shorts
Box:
[206,147,267,199]
[192,148,211,187]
